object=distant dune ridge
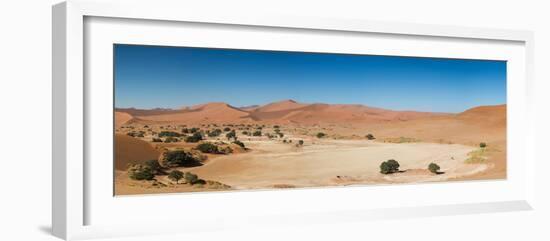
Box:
[115,99,468,125]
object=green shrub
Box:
[168,170,184,184]
[223,127,231,132]
[233,140,245,148]
[208,129,222,137]
[128,164,155,180]
[158,131,181,137]
[380,159,400,174]
[189,127,200,133]
[226,130,237,140]
[184,172,199,184]
[316,132,326,138]
[366,134,376,140]
[162,150,201,167]
[480,142,487,148]
[428,163,441,174]
[144,159,162,174]
[185,132,203,143]
[164,136,179,143]
[196,142,220,154]
[253,130,262,136]
[242,131,249,136]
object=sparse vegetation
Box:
[380,159,400,174]
[480,142,487,148]
[189,127,200,133]
[465,148,488,163]
[253,130,262,136]
[164,136,179,143]
[428,163,441,174]
[233,140,245,148]
[128,164,155,180]
[223,127,231,132]
[168,170,184,184]
[185,132,203,143]
[298,140,304,146]
[316,132,326,138]
[366,134,376,140]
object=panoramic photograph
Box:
[113,44,507,195]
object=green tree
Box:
[184,172,199,184]
[128,164,155,180]
[162,150,200,167]
[185,132,203,143]
[168,170,184,184]
[196,142,220,154]
[226,130,237,141]
[380,159,400,174]
[144,159,162,174]
[233,140,245,148]
[428,163,441,174]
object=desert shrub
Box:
[242,131,249,136]
[273,125,280,129]
[380,159,400,174]
[480,142,487,148]
[253,130,262,136]
[158,131,181,137]
[127,131,145,137]
[428,163,441,174]
[274,128,281,133]
[194,179,206,185]
[128,164,155,180]
[196,142,220,154]
[298,140,304,146]
[226,130,237,140]
[265,133,275,139]
[223,127,231,132]
[316,132,326,138]
[181,128,189,134]
[278,133,284,138]
[152,138,163,142]
[221,146,233,154]
[366,134,376,140]
[189,127,200,133]
[233,140,245,148]
[208,128,222,137]
[283,139,287,143]
[144,159,162,174]
[185,132,203,143]
[162,150,201,167]
[164,137,179,143]
[184,172,199,184]
[168,170,184,184]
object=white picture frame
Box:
[52,0,535,240]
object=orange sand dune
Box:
[114,134,161,170]
[115,112,133,127]
[137,102,252,124]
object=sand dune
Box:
[136,102,252,124]
[114,133,161,170]
[116,100,452,125]
[115,112,133,127]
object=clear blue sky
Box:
[114,44,506,113]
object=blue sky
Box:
[114,44,506,113]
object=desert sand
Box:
[114,100,506,195]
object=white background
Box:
[0,0,548,240]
